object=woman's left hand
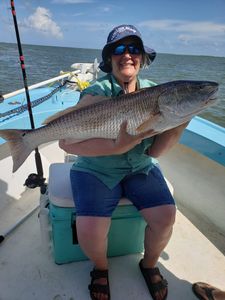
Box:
[148,122,189,157]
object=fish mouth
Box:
[204,89,218,105]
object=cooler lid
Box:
[48,163,132,208]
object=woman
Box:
[59,24,188,300]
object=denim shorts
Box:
[70,165,175,217]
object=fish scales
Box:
[47,89,153,140]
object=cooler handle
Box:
[71,213,78,244]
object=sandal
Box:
[139,259,168,300]
[192,282,216,300]
[88,268,110,300]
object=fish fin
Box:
[42,95,107,125]
[0,129,32,172]
[136,113,161,133]
[42,106,79,125]
[0,142,10,160]
[74,95,107,109]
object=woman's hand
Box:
[148,122,189,157]
[114,121,157,154]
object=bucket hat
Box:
[99,24,156,73]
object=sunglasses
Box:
[112,44,142,56]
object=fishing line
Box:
[10,0,46,192]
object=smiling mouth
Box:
[120,63,133,67]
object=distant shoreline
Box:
[1,42,224,59]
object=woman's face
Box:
[111,37,142,86]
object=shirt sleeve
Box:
[79,77,110,100]
[139,78,157,88]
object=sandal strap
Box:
[89,268,110,299]
[142,266,162,276]
[205,288,215,300]
[139,264,168,285]
[90,269,108,280]
[147,279,168,293]
[88,283,110,294]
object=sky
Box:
[1,0,225,57]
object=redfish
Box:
[0,80,218,172]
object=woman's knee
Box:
[142,204,176,229]
[161,205,176,226]
[76,216,111,241]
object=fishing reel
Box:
[24,173,47,194]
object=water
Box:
[0,42,224,128]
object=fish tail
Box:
[0,129,32,172]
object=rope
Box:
[62,71,90,91]
[66,78,90,91]
[0,75,90,124]
[0,81,67,123]
[76,77,90,91]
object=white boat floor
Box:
[0,207,224,300]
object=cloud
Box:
[137,19,225,56]
[70,21,113,32]
[177,34,192,45]
[102,7,111,12]
[138,19,225,39]
[72,12,85,17]
[24,7,63,39]
[52,0,94,3]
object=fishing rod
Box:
[10,0,46,193]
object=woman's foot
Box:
[192,282,225,300]
[88,268,110,300]
[139,259,168,300]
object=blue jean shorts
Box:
[70,165,175,217]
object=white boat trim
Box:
[2,70,81,100]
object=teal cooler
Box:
[48,163,146,264]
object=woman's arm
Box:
[148,122,189,158]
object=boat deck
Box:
[0,198,224,300]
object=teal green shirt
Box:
[72,74,158,189]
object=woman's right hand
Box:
[114,121,157,154]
